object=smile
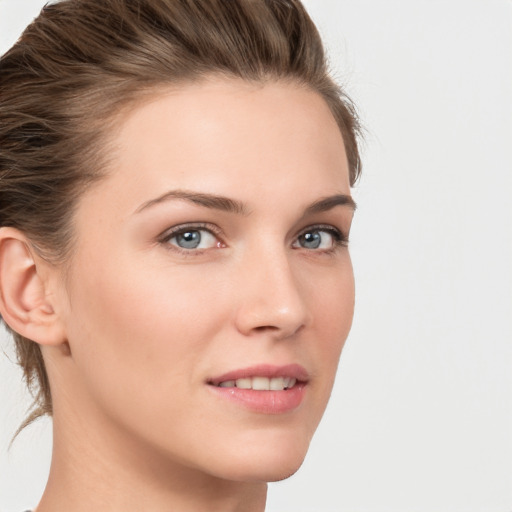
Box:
[207,364,309,414]
[216,376,297,390]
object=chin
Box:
[262,460,305,483]
[209,432,312,483]
[224,455,307,484]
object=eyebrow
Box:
[135,189,248,215]
[135,189,356,215]
[304,194,357,214]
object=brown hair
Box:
[0,0,362,433]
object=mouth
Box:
[207,364,309,414]
[214,376,298,391]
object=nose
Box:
[233,248,310,340]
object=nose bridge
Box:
[234,241,310,338]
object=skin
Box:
[27,78,356,512]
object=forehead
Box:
[84,78,351,215]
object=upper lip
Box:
[208,364,309,386]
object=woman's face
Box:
[52,78,355,482]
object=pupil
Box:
[301,231,321,249]
[177,230,201,249]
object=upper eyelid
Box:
[294,224,350,249]
[295,223,345,237]
[159,222,223,240]
[297,223,340,232]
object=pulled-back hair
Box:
[0,0,361,432]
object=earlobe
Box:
[0,227,66,346]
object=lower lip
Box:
[208,383,307,414]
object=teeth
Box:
[236,378,252,389]
[269,377,284,391]
[217,376,297,390]
[218,380,235,388]
[252,377,270,390]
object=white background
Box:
[1,1,511,511]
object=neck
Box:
[35,412,267,512]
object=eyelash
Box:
[159,222,223,254]
[294,224,349,253]
[158,223,348,255]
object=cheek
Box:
[310,254,354,336]
[308,256,355,385]
[62,254,229,416]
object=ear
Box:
[0,227,66,346]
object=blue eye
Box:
[293,227,344,250]
[165,227,219,250]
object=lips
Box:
[207,364,309,414]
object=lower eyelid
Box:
[292,226,348,251]
[158,224,348,252]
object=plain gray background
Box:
[1,1,511,511]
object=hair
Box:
[0,0,362,434]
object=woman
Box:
[0,0,361,510]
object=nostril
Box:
[253,325,279,332]
[249,323,304,340]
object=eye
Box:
[293,226,345,251]
[161,224,223,251]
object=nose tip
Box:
[233,255,310,340]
